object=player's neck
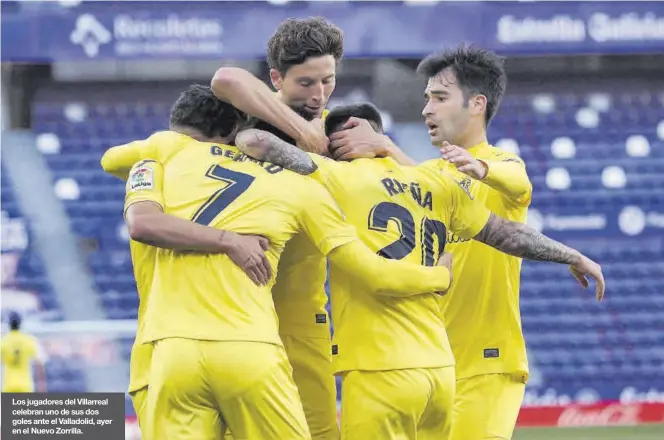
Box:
[457,130,487,151]
[172,126,233,145]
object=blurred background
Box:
[1,1,664,438]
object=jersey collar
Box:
[467,141,490,156]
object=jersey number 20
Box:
[192,165,255,225]
[368,202,446,266]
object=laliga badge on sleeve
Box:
[129,166,154,191]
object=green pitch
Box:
[513,424,664,440]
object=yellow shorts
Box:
[449,373,525,440]
[340,366,455,440]
[144,338,310,440]
[129,387,148,431]
[282,334,338,440]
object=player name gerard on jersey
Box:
[381,177,433,211]
[210,146,284,175]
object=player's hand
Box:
[329,117,387,161]
[220,231,273,286]
[440,141,488,180]
[296,118,329,155]
[569,254,605,302]
[435,252,453,295]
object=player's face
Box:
[422,69,472,147]
[271,55,336,120]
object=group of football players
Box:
[100,17,605,440]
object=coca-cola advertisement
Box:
[518,402,664,428]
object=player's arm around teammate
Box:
[103,140,273,284]
[124,186,272,286]
[211,66,329,155]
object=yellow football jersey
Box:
[101,130,189,179]
[1,331,40,392]
[308,154,491,374]
[102,131,197,394]
[140,141,358,346]
[421,141,532,381]
[272,106,331,339]
[123,159,166,394]
[142,141,453,347]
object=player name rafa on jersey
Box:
[381,177,433,211]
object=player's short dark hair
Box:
[267,17,344,75]
[249,118,295,145]
[170,84,245,138]
[417,44,506,126]
[9,312,21,330]
[325,103,383,136]
[245,104,314,145]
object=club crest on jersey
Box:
[455,177,474,200]
[129,166,154,191]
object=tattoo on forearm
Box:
[235,129,318,175]
[474,213,579,264]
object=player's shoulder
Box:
[415,161,474,198]
[418,158,450,174]
[483,145,525,165]
[416,159,454,183]
[148,130,193,161]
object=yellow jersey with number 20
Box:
[308,154,492,374]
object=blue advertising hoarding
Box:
[2,1,664,62]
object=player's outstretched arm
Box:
[327,241,452,297]
[125,201,272,286]
[101,142,144,180]
[473,213,605,300]
[235,128,318,175]
[211,67,328,154]
[441,142,532,205]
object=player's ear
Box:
[469,94,487,117]
[270,68,283,91]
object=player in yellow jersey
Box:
[313,44,606,440]
[211,18,343,439]
[1,312,46,393]
[212,21,438,439]
[417,45,540,440]
[101,85,274,432]
[132,86,454,440]
[234,102,605,440]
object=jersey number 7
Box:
[191,165,255,225]
[368,201,447,266]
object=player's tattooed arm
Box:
[235,128,318,175]
[474,213,580,264]
[473,213,606,300]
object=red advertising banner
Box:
[517,402,664,427]
[124,402,664,438]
